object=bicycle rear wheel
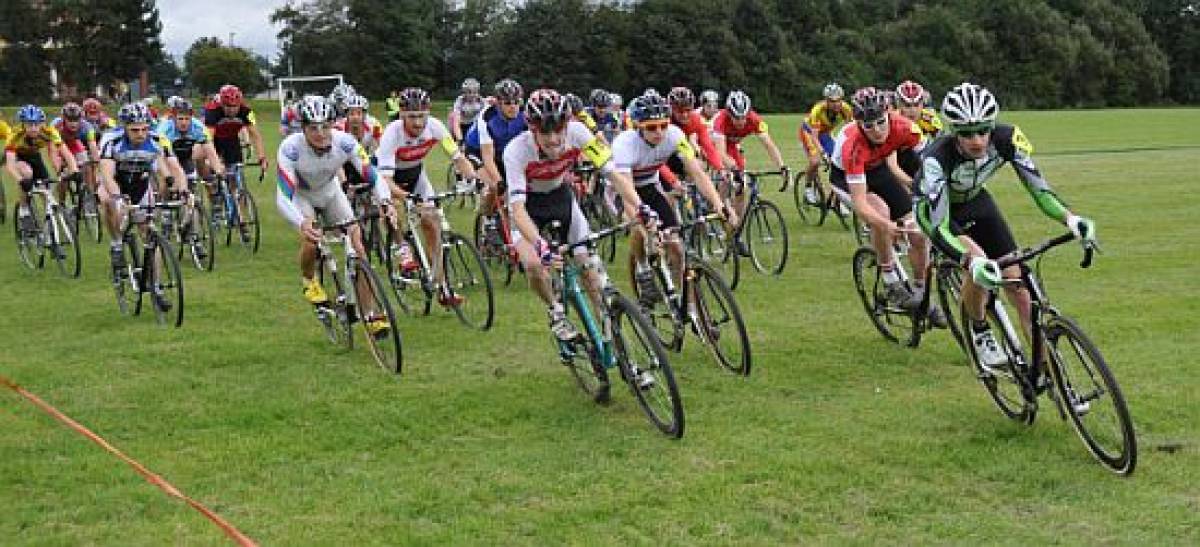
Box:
[744,199,789,275]
[78,186,103,243]
[354,261,403,374]
[236,189,261,253]
[442,232,495,331]
[609,294,684,438]
[793,172,823,225]
[473,212,513,287]
[1044,315,1137,475]
[689,260,751,375]
[963,295,1036,423]
[689,219,739,291]
[851,247,919,346]
[14,201,45,270]
[179,201,216,271]
[48,207,81,278]
[149,234,185,327]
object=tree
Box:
[0,0,54,102]
[185,37,267,95]
[45,0,164,93]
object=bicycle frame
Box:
[556,260,614,368]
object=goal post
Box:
[276,74,345,114]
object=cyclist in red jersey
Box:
[203,84,268,174]
[52,103,101,197]
[829,87,937,311]
[711,90,788,237]
[81,98,116,132]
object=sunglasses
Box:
[304,122,333,131]
[859,116,888,130]
[954,124,994,138]
[640,120,669,132]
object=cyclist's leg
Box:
[12,159,36,214]
[730,148,749,224]
[412,171,444,284]
[565,197,608,311]
[961,192,1030,332]
[640,182,684,288]
[799,123,820,178]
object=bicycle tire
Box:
[114,233,140,316]
[1044,315,1137,475]
[473,212,514,288]
[559,288,611,403]
[689,259,752,375]
[184,201,216,271]
[689,219,739,291]
[0,181,6,224]
[79,186,103,243]
[49,206,81,278]
[936,263,969,357]
[745,199,789,275]
[354,261,404,374]
[610,293,684,438]
[149,234,185,327]
[793,171,824,225]
[442,232,495,331]
[851,247,919,346]
[316,253,354,349]
[634,257,683,354]
[962,295,1037,424]
[238,189,261,253]
[14,201,45,270]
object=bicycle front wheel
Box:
[689,220,739,291]
[49,207,81,278]
[610,294,684,439]
[851,247,919,346]
[114,234,141,316]
[473,212,513,287]
[1044,315,1137,475]
[744,199,789,275]
[182,201,216,271]
[793,171,823,225]
[236,190,261,253]
[689,260,751,375]
[149,234,185,327]
[354,261,404,374]
[962,296,1036,424]
[14,201,45,270]
[442,232,495,331]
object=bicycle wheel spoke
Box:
[611,295,684,438]
[443,233,495,331]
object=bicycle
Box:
[347,181,390,268]
[680,174,739,290]
[443,155,482,210]
[473,182,522,288]
[312,213,404,374]
[388,188,495,331]
[791,156,852,231]
[733,170,790,277]
[111,196,186,327]
[13,177,82,278]
[962,233,1136,474]
[170,175,216,271]
[546,220,685,438]
[572,160,620,263]
[66,161,104,244]
[206,163,262,253]
[851,221,955,348]
[634,213,752,375]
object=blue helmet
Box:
[17,105,47,123]
[630,92,669,123]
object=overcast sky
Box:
[159,1,290,61]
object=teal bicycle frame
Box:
[555,261,615,369]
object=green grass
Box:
[1,106,1198,545]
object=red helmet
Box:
[82,98,102,115]
[896,80,925,107]
[218,84,243,107]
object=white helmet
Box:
[726,90,751,117]
[609,93,623,107]
[941,82,999,127]
[699,90,719,105]
[298,95,335,124]
[345,94,369,110]
[823,83,844,100]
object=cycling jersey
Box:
[575,110,599,133]
[611,125,696,187]
[805,100,853,134]
[915,124,1070,264]
[51,118,97,155]
[376,116,459,199]
[335,115,383,152]
[450,94,486,128]
[671,110,721,171]
[156,117,208,170]
[587,107,624,142]
[276,130,384,229]
[712,109,768,169]
[5,125,64,156]
[831,114,924,185]
[505,121,598,201]
[0,120,11,143]
[914,107,943,137]
[203,105,256,142]
[476,105,527,151]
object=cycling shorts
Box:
[949,190,1019,260]
[515,183,590,249]
[635,181,680,230]
[830,163,911,222]
[292,181,355,228]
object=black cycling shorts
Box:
[635,183,680,229]
[16,152,51,187]
[951,190,1019,260]
[392,165,423,193]
[214,138,243,165]
[666,154,685,177]
[830,163,911,222]
[117,172,153,204]
[525,184,576,241]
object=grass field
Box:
[1,105,1198,545]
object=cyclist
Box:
[449,78,485,143]
[830,87,938,314]
[159,97,224,179]
[611,91,734,302]
[98,103,186,280]
[587,89,621,144]
[5,105,79,231]
[666,87,723,173]
[280,99,303,137]
[376,87,478,307]
[564,93,600,137]
[335,94,382,155]
[385,89,401,122]
[475,78,528,220]
[276,95,393,337]
[503,89,632,343]
[799,83,853,203]
[203,84,268,176]
[328,82,357,120]
[896,80,943,138]
[52,102,101,195]
[711,90,788,250]
[915,83,1096,367]
[82,98,117,132]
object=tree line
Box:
[273,0,1199,110]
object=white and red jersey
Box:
[831,113,924,185]
[611,125,694,187]
[376,116,458,171]
[503,121,594,203]
[335,114,383,153]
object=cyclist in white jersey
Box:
[275,96,393,336]
[504,89,647,341]
[611,91,734,300]
[376,87,478,307]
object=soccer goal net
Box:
[276,74,345,115]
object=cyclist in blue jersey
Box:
[476,78,527,219]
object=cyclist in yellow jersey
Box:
[799,83,854,180]
[6,106,79,230]
[896,80,943,138]
[565,93,602,140]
